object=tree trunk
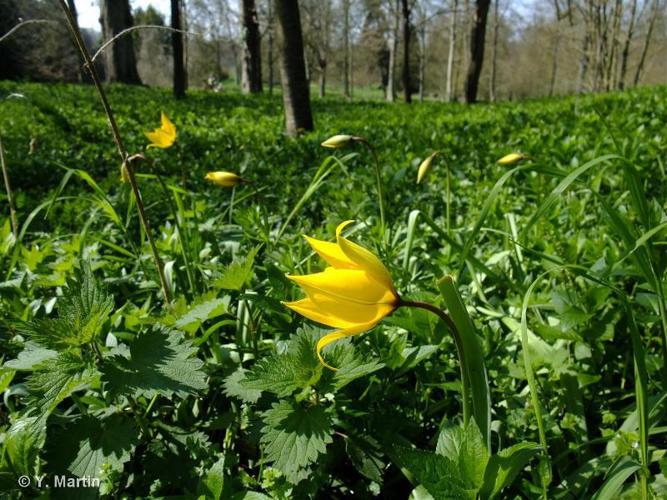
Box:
[275,0,313,135]
[99,0,141,84]
[267,0,274,94]
[548,0,561,97]
[618,0,637,90]
[633,0,659,87]
[576,5,592,94]
[171,0,186,98]
[489,0,499,102]
[463,0,491,103]
[605,0,622,90]
[418,23,425,102]
[386,0,399,102]
[343,0,351,98]
[318,59,326,98]
[445,0,458,101]
[401,0,412,103]
[66,0,85,82]
[240,0,262,93]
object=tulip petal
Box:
[303,235,357,269]
[316,320,381,370]
[335,220,394,289]
[161,111,176,136]
[281,298,353,329]
[288,268,396,305]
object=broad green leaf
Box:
[4,415,46,477]
[480,442,542,499]
[4,342,57,371]
[173,297,228,335]
[198,455,226,500]
[216,247,259,290]
[223,369,262,403]
[260,400,333,484]
[45,415,139,478]
[591,457,641,500]
[101,326,207,398]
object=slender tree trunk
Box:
[318,59,326,98]
[182,0,189,91]
[275,0,313,135]
[267,0,274,94]
[576,6,592,94]
[171,0,186,98]
[386,0,399,101]
[343,0,351,98]
[66,0,85,82]
[99,0,141,84]
[548,0,561,97]
[489,0,499,101]
[418,23,425,102]
[401,0,412,103]
[634,0,659,87]
[463,0,491,103]
[240,0,262,93]
[618,0,637,90]
[446,0,458,101]
[605,0,622,90]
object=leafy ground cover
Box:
[0,81,666,498]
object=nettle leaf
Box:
[4,415,47,477]
[260,400,333,484]
[16,266,113,350]
[101,326,207,398]
[216,246,259,290]
[45,415,139,478]
[480,442,541,499]
[240,329,321,398]
[4,342,57,371]
[392,446,475,499]
[325,339,384,391]
[223,369,262,403]
[395,421,489,499]
[28,352,99,415]
[164,293,229,335]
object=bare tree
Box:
[445,0,458,101]
[548,0,562,97]
[343,0,351,98]
[267,0,275,93]
[386,0,400,101]
[634,0,660,86]
[463,0,490,103]
[275,0,313,135]
[401,0,412,103]
[240,0,262,93]
[99,0,141,84]
[489,0,499,101]
[171,0,186,98]
[618,0,638,90]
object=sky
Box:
[76,0,171,30]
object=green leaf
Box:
[223,369,262,403]
[4,342,57,371]
[45,415,139,478]
[260,400,333,484]
[16,266,113,350]
[28,352,98,415]
[480,442,542,499]
[241,329,321,398]
[392,446,476,499]
[101,326,207,399]
[591,457,641,500]
[216,247,259,290]
[4,415,46,477]
[172,296,228,335]
[198,455,226,500]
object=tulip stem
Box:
[0,134,18,239]
[398,298,471,425]
[357,139,386,237]
[58,0,171,305]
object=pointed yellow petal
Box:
[281,298,351,328]
[303,235,357,269]
[335,221,394,290]
[160,111,176,137]
[316,320,381,370]
[287,268,396,305]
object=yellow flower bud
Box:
[417,152,439,184]
[321,134,354,149]
[497,152,528,165]
[205,171,244,188]
[145,111,176,149]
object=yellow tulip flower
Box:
[205,171,244,188]
[283,220,399,370]
[497,152,529,165]
[321,134,354,148]
[145,111,176,149]
[417,152,438,184]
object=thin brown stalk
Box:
[0,134,18,238]
[57,0,171,304]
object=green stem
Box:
[358,139,386,235]
[0,134,18,238]
[399,298,471,426]
[444,156,451,235]
[58,0,171,305]
[229,185,236,224]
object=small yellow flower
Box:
[321,134,354,149]
[497,152,528,165]
[283,220,399,370]
[120,163,130,183]
[145,111,176,149]
[205,171,244,187]
[417,152,438,184]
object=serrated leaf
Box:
[28,352,98,415]
[260,400,333,484]
[216,247,259,290]
[241,329,321,397]
[101,326,207,398]
[198,455,226,500]
[392,446,475,499]
[4,415,46,477]
[173,297,228,335]
[480,441,541,499]
[45,415,139,478]
[4,342,58,371]
[223,369,262,403]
